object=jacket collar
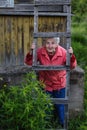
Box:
[41,46,63,60]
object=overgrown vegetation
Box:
[0,72,53,130]
[71,0,87,22]
[68,0,87,129]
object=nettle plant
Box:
[0,71,53,130]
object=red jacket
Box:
[25,46,77,91]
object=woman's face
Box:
[45,38,58,54]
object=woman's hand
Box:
[30,43,36,55]
[31,43,35,50]
[68,47,73,55]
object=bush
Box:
[0,71,53,130]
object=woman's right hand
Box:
[31,43,35,50]
[30,43,35,55]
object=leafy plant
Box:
[71,0,87,22]
[0,71,53,130]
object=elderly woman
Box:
[24,37,77,127]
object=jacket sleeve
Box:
[70,54,77,69]
[24,52,33,65]
[24,49,40,65]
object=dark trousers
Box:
[46,88,65,126]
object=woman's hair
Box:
[42,37,60,45]
[54,37,60,45]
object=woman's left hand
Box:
[68,47,73,55]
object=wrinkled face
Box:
[45,38,58,54]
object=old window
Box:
[0,0,14,7]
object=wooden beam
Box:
[0,4,69,15]
[33,32,71,38]
[34,0,71,5]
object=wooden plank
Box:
[38,16,47,46]
[23,17,30,57]
[0,11,71,16]
[33,6,38,65]
[38,5,63,12]
[29,16,34,49]
[66,7,71,32]
[0,4,69,15]
[37,12,71,16]
[17,16,24,65]
[30,65,70,71]
[0,16,5,66]
[0,4,63,12]
[15,0,33,4]
[38,17,42,46]
[33,32,71,38]
[54,16,61,32]
[14,16,18,65]
[10,16,18,65]
[4,16,12,66]
[0,65,70,75]
[34,0,71,5]
[60,17,67,47]
[48,16,54,32]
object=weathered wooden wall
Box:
[0,16,66,66]
[15,0,33,4]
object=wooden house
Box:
[0,0,69,67]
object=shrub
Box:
[0,71,53,130]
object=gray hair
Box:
[54,37,60,45]
[42,37,60,45]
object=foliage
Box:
[72,0,87,14]
[71,0,87,22]
[0,71,53,130]
[71,21,87,69]
[68,2,87,128]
